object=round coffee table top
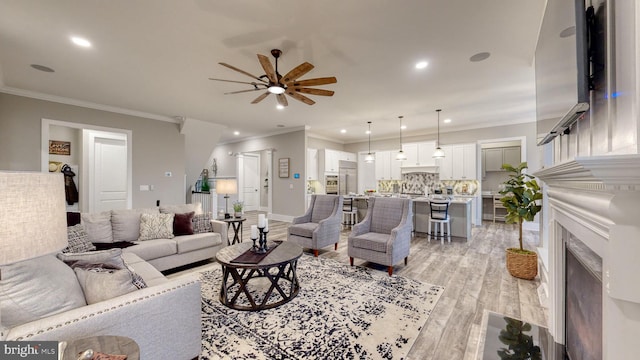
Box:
[216,241,302,269]
[62,335,139,360]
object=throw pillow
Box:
[192,212,213,234]
[0,255,87,328]
[159,202,203,215]
[74,267,138,304]
[63,224,97,253]
[81,211,114,243]
[138,213,175,240]
[173,211,195,236]
[111,208,159,242]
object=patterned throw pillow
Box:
[138,213,175,240]
[192,213,213,234]
[63,224,97,253]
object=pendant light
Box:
[364,121,375,163]
[396,116,407,161]
[433,109,445,158]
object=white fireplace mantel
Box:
[534,154,640,360]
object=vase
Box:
[234,212,242,218]
[505,248,538,280]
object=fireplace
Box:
[564,232,602,360]
[534,155,640,360]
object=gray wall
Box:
[0,93,187,208]
[212,130,306,218]
[307,137,345,151]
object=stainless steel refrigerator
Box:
[338,160,357,195]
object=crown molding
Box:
[0,86,180,123]
[217,125,308,146]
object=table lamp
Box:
[0,171,68,338]
[216,179,237,219]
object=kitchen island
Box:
[412,197,472,241]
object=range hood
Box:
[537,102,590,145]
[401,165,439,174]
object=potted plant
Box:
[232,201,243,218]
[499,162,542,280]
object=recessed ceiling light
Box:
[559,26,576,38]
[415,61,428,69]
[401,125,407,130]
[340,129,347,134]
[443,118,452,123]
[469,52,491,62]
[71,36,92,48]
[276,104,285,110]
[30,64,55,73]
[233,131,239,136]
[365,130,371,134]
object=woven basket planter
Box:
[505,248,538,280]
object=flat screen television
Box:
[535,0,593,145]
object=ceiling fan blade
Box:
[280,62,314,84]
[218,63,267,83]
[224,88,264,95]
[285,89,316,105]
[209,78,266,86]
[290,77,337,87]
[276,94,288,107]
[257,54,277,84]
[251,92,270,104]
[291,87,335,96]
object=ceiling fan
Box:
[209,49,337,106]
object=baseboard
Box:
[269,213,294,223]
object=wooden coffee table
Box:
[215,241,302,311]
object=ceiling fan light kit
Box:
[211,48,336,107]
[396,116,407,161]
[433,109,445,159]
[365,121,375,163]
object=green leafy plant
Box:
[232,201,243,213]
[499,162,542,253]
[497,317,542,360]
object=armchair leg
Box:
[350,257,354,266]
[334,243,338,250]
[387,266,393,276]
[313,249,319,257]
[404,257,408,265]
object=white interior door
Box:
[242,154,260,212]
[87,130,129,212]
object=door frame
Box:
[237,152,260,212]
[236,149,272,215]
[41,118,133,211]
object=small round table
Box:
[62,335,139,360]
[215,241,303,311]
[222,217,246,245]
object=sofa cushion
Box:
[138,213,175,241]
[121,252,167,286]
[173,212,195,236]
[81,211,113,243]
[0,255,86,328]
[174,232,223,254]
[111,208,159,242]
[160,202,203,215]
[57,248,146,290]
[192,213,213,234]
[63,224,97,253]
[350,232,390,253]
[123,239,177,261]
[74,267,139,304]
[311,196,337,223]
[289,222,319,238]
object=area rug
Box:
[199,255,444,359]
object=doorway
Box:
[41,119,132,212]
[237,149,272,215]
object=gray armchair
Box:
[348,197,413,276]
[287,195,343,256]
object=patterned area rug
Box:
[200,255,444,359]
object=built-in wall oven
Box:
[325,175,338,194]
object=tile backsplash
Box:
[378,172,479,195]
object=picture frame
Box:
[278,158,290,178]
[49,140,71,155]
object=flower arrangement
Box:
[232,201,244,213]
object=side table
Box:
[62,335,139,360]
[222,217,246,245]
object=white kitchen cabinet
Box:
[439,143,477,180]
[374,151,402,180]
[306,148,318,180]
[483,146,520,172]
[401,141,437,167]
[339,151,357,162]
[319,149,340,174]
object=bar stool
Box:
[342,197,358,229]
[428,197,451,244]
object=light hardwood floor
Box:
[166,211,547,360]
